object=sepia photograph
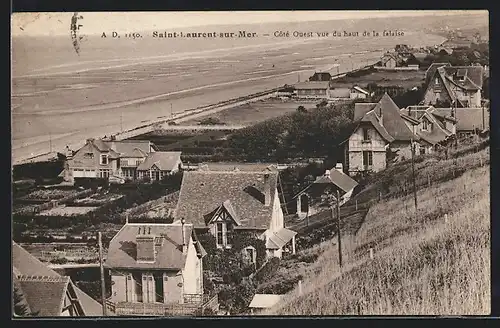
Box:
[11,10,490,317]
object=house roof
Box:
[433,107,489,131]
[174,171,279,229]
[266,228,297,250]
[361,93,418,142]
[294,81,329,90]
[109,141,151,158]
[360,111,395,143]
[12,242,103,316]
[106,223,204,270]
[137,151,182,171]
[16,275,70,317]
[425,62,451,83]
[198,162,279,172]
[313,169,358,193]
[442,66,483,91]
[352,86,370,95]
[353,103,377,121]
[249,294,283,309]
[400,107,453,145]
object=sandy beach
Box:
[11,25,445,163]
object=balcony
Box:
[111,294,219,317]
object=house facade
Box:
[345,94,420,175]
[12,242,103,317]
[294,81,330,99]
[174,171,296,259]
[137,151,182,181]
[423,66,483,108]
[350,86,370,99]
[66,138,181,183]
[106,222,211,315]
[294,163,358,219]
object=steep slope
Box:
[268,146,490,315]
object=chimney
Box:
[86,138,94,144]
[136,226,155,262]
[263,173,271,206]
[65,145,73,159]
[335,163,343,172]
[181,218,188,255]
[324,169,331,177]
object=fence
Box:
[113,294,219,316]
[13,188,94,216]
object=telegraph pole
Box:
[120,114,123,132]
[411,140,418,211]
[98,232,107,316]
[170,103,173,118]
[335,189,343,268]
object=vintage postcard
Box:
[11,10,490,317]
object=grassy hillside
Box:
[267,145,490,315]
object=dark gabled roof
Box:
[174,171,279,229]
[372,93,419,141]
[137,151,182,171]
[106,223,202,270]
[360,111,395,143]
[433,107,489,131]
[442,66,483,91]
[12,242,102,316]
[354,103,377,121]
[425,62,451,83]
[400,113,421,125]
[16,275,70,316]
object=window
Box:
[216,223,223,247]
[99,169,110,178]
[422,119,428,131]
[420,148,426,155]
[362,128,370,141]
[215,222,233,248]
[83,152,94,159]
[100,154,108,165]
[362,151,373,167]
[435,77,439,85]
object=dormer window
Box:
[422,119,428,131]
[83,152,94,159]
[215,222,233,249]
[100,154,108,165]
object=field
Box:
[265,145,490,315]
[180,99,318,126]
[19,188,80,201]
[331,69,426,89]
[36,206,99,217]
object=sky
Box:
[11,10,487,37]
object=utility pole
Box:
[335,189,342,268]
[120,114,123,132]
[170,103,173,118]
[98,232,107,316]
[411,140,418,211]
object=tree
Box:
[297,106,307,113]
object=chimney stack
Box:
[86,138,95,144]
[335,163,343,172]
[263,174,271,206]
[136,226,155,263]
[181,218,188,255]
[324,169,331,177]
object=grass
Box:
[180,99,318,126]
[266,146,490,315]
